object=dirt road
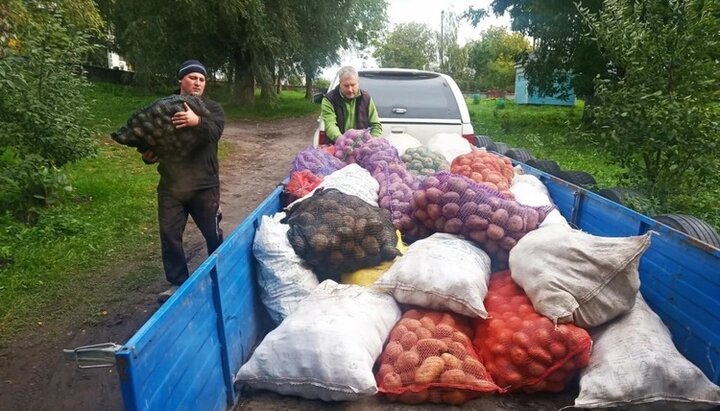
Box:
[0,116,318,411]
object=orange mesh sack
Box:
[285,170,323,203]
[450,150,515,199]
[473,271,592,393]
[376,308,500,405]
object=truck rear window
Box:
[359,73,462,120]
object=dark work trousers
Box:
[158,187,223,285]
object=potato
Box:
[383,341,404,363]
[416,338,449,356]
[432,324,454,339]
[419,316,436,329]
[486,224,505,241]
[414,356,445,384]
[440,369,467,384]
[462,357,487,378]
[427,203,442,221]
[443,218,463,234]
[499,236,517,250]
[400,331,419,350]
[465,214,489,230]
[395,350,421,371]
[448,341,468,360]
[377,363,395,381]
[441,353,462,370]
[399,318,422,331]
[451,331,472,346]
[415,327,433,340]
[433,216,447,232]
[442,202,460,219]
[491,208,510,226]
[403,309,423,320]
[389,324,409,342]
[507,214,524,232]
[425,187,443,203]
[468,229,487,243]
[382,372,403,389]
[440,191,460,205]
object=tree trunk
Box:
[581,93,599,128]
[304,72,314,99]
[231,50,255,104]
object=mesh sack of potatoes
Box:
[111,94,210,159]
[283,188,401,282]
[401,146,450,180]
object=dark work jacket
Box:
[157,96,225,193]
[325,85,370,133]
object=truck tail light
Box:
[462,133,477,147]
[319,130,330,146]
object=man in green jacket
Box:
[321,66,382,141]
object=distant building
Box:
[514,65,576,106]
[107,51,129,71]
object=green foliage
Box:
[470,0,604,99]
[373,22,437,69]
[581,0,720,202]
[0,3,99,218]
[467,26,530,91]
[468,98,720,232]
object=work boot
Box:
[157,285,179,304]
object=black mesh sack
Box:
[283,188,401,282]
[111,94,210,159]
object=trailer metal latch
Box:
[63,342,122,369]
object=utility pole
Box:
[440,10,444,72]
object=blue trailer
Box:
[67,165,720,410]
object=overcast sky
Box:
[321,0,511,79]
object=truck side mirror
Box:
[312,92,325,104]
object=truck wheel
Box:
[556,170,597,188]
[506,148,535,163]
[475,135,496,151]
[598,187,646,205]
[492,142,510,155]
[653,214,720,248]
[526,159,561,175]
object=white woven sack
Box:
[509,225,651,328]
[426,133,473,164]
[374,233,492,318]
[509,176,569,228]
[385,133,422,156]
[285,163,379,209]
[569,296,720,410]
[235,280,401,401]
[252,212,319,324]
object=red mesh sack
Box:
[285,170,323,203]
[473,271,592,393]
[412,171,552,270]
[450,150,515,199]
[376,308,500,405]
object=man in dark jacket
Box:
[321,66,382,141]
[142,59,225,303]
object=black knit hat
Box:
[177,59,207,80]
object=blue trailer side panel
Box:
[524,167,720,384]
[116,187,282,411]
[115,174,719,410]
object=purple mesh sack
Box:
[290,146,345,177]
[371,162,419,239]
[354,138,401,171]
[413,171,554,269]
[333,129,373,163]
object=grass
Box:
[467,98,720,232]
[0,81,319,343]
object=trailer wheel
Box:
[526,159,561,175]
[475,135,496,151]
[556,170,597,188]
[505,148,535,163]
[492,142,510,156]
[653,214,720,248]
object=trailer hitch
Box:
[63,342,122,369]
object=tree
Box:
[373,22,437,69]
[1,1,99,218]
[466,0,604,102]
[294,0,388,98]
[467,26,530,91]
[581,0,720,202]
